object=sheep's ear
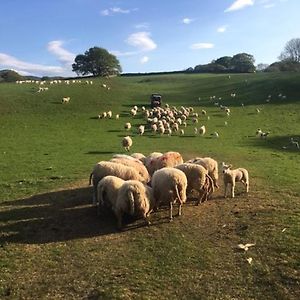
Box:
[221,162,225,167]
[228,164,233,168]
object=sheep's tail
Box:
[89,173,93,186]
[174,184,183,204]
[128,190,135,215]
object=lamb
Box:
[89,161,145,204]
[114,180,156,229]
[122,136,133,151]
[151,167,187,221]
[186,157,219,188]
[124,122,131,130]
[222,162,249,198]
[96,175,125,215]
[175,163,214,204]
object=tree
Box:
[72,47,122,77]
[256,63,269,72]
[231,53,255,73]
[279,38,300,63]
[214,56,232,69]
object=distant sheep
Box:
[122,136,133,151]
[124,122,132,130]
[222,162,249,198]
[89,161,145,204]
[114,180,156,229]
[151,167,187,221]
[62,97,70,103]
[138,125,145,135]
[199,125,206,136]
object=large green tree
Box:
[231,53,255,73]
[72,47,122,76]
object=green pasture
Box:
[0,72,299,299]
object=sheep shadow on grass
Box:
[0,186,175,245]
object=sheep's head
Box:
[222,162,232,174]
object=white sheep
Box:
[110,156,150,183]
[222,162,249,198]
[151,167,187,221]
[131,152,146,161]
[96,175,125,215]
[187,157,219,189]
[138,125,145,135]
[115,114,120,120]
[62,97,70,104]
[124,122,131,130]
[175,163,214,204]
[114,180,156,229]
[122,136,133,151]
[107,111,112,118]
[89,161,144,204]
[199,125,206,136]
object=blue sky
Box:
[0,0,299,77]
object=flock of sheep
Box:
[89,151,249,229]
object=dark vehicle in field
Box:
[150,93,162,108]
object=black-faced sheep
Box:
[151,167,187,221]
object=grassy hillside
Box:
[0,73,299,299]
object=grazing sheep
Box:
[89,161,144,204]
[199,125,206,136]
[146,151,183,176]
[115,114,120,120]
[256,129,270,139]
[124,122,132,130]
[187,157,219,189]
[151,167,187,221]
[138,125,145,135]
[222,162,249,198]
[62,97,70,104]
[96,176,125,215]
[114,180,156,229]
[107,111,112,118]
[175,163,213,204]
[122,136,133,151]
[110,157,150,183]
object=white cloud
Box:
[264,3,275,8]
[101,7,137,16]
[225,0,254,12]
[190,43,214,50]
[126,32,157,52]
[182,18,194,25]
[217,25,228,33]
[140,56,149,64]
[0,53,66,76]
[111,50,138,57]
[135,23,149,29]
[47,40,75,65]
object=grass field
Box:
[0,72,299,299]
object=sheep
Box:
[114,180,156,229]
[62,97,70,104]
[122,136,133,151]
[146,151,183,176]
[115,114,120,120]
[290,138,300,149]
[110,157,150,183]
[151,167,187,221]
[201,110,207,115]
[131,152,146,161]
[187,157,219,189]
[96,176,125,215]
[213,132,219,138]
[256,129,270,139]
[138,125,145,135]
[89,161,145,204]
[199,125,206,136]
[175,163,213,204]
[222,162,249,198]
[107,111,113,119]
[124,122,131,130]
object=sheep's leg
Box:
[178,202,182,216]
[196,190,206,205]
[169,202,173,221]
[144,214,151,226]
[231,183,235,198]
[245,182,249,193]
[224,184,228,198]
